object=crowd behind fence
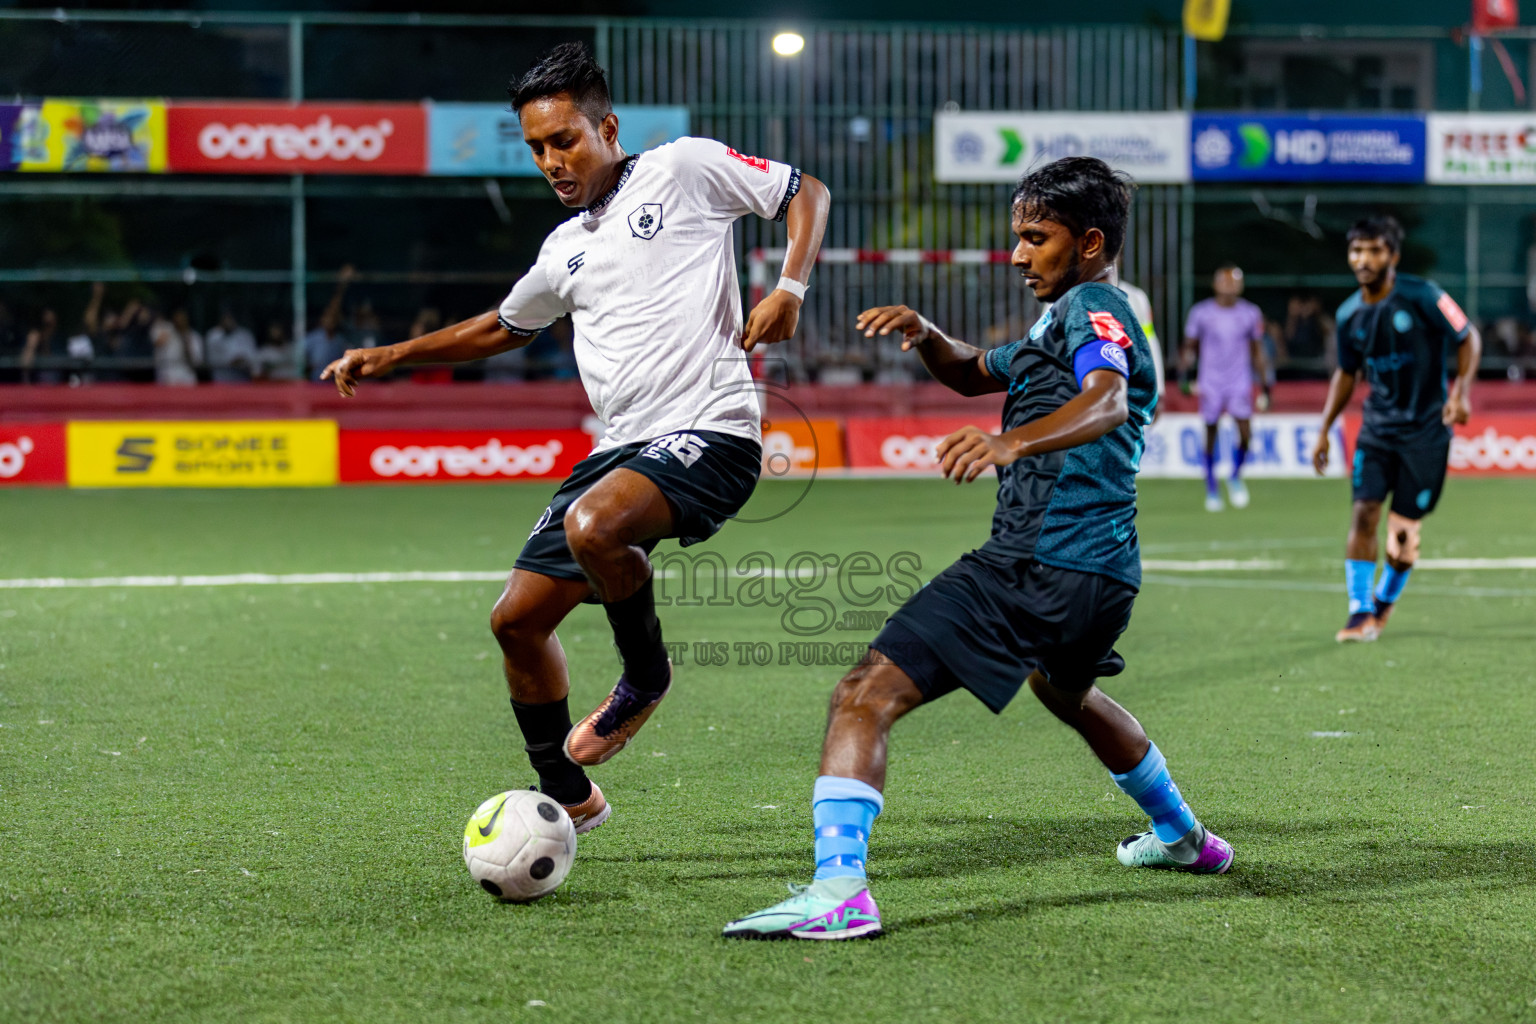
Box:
[5,11,1536,386]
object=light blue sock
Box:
[1345,559,1378,616]
[1111,743,1198,844]
[1376,564,1411,605]
[812,775,883,881]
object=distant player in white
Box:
[324,43,830,833]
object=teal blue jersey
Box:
[977,281,1159,589]
[1336,273,1471,447]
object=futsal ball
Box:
[462,790,576,902]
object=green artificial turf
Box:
[2,477,1534,1023]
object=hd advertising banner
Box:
[934,111,1191,184]
[1191,114,1426,183]
[427,104,689,176]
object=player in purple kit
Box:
[1179,266,1270,512]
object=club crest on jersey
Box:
[1029,309,1054,340]
[628,203,664,240]
[1087,311,1131,348]
[1100,341,1129,373]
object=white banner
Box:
[934,111,1190,184]
[1138,413,1346,479]
[1425,113,1536,184]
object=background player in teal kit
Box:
[1311,217,1481,643]
[723,157,1233,942]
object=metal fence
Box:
[2,10,1534,383]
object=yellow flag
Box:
[1183,0,1232,41]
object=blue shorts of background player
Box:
[724,156,1233,942]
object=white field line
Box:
[0,571,511,590]
[1142,574,1536,598]
[1141,559,1285,571]
[1415,557,1536,570]
[0,555,1532,591]
[0,560,1292,590]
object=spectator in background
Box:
[353,300,383,349]
[1260,316,1283,396]
[523,317,579,381]
[257,320,300,381]
[1283,293,1336,374]
[0,301,19,359]
[63,282,105,385]
[151,308,202,386]
[304,265,355,380]
[206,309,257,383]
[405,307,455,383]
[20,308,59,384]
[114,299,156,382]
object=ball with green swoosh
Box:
[462,789,577,902]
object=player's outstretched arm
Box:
[936,370,1128,484]
[1310,368,1358,475]
[1444,325,1481,426]
[741,174,830,353]
[321,310,521,397]
[855,305,1004,397]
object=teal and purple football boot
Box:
[1116,824,1234,873]
[722,877,883,940]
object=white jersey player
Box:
[323,42,830,833]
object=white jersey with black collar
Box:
[498,137,801,452]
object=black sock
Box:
[510,696,590,806]
[603,571,671,695]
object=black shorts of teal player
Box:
[1336,272,1468,521]
[515,429,761,599]
[1351,435,1450,520]
[872,280,1155,711]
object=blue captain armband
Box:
[1073,339,1130,388]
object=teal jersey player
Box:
[1335,272,1469,449]
[724,157,1232,942]
[978,280,1158,590]
[1313,217,1480,643]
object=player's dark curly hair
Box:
[510,42,613,126]
[1011,157,1135,261]
[1347,215,1403,254]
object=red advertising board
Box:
[167,103,427,175]
[0,423,66,485]
[338,429,591,483]
[845,415,1001,474]
[1449,414,1536,475]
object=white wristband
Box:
[776,275,807,300]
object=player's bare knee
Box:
[1349,500,1381,536]
[832,661,917,726]
[489,593,545,646]
[1386,513,1421,565]
[1029,671,1086,719]
[562,501,624,563]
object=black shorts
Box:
[514,429,761,590]
[870,554,1136,714]
[1351,433,1451,519]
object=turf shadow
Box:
[889,832,1536,934]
